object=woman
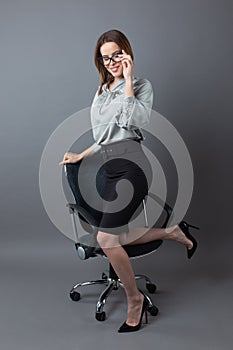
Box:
[59,29,199,333]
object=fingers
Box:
[59,160,68,165]
[121,57,132,66]
[59,159,68,165]
[120,50,133,65]
[59,152,80,165]
[120,51,134,75]
[120,50,134,79]
[59,152,70,165]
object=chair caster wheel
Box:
[70,291,80,301]
[148,305,159,316]
[95,311,106,321]
[146,283,157,293]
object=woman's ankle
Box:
[164,224,178,239]
[127,290,143,304]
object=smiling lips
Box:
[111,66,120,73]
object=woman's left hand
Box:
[120,50,134,80]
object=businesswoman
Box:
[59,29,199,333]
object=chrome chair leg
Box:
[96,279,118,314]
[135,274,153,284]
[70,279,108,294]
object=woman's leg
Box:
[119,225,194,250]
[97,231,144,327]
[97,225,193,326]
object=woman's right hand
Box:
[59,152,83,165]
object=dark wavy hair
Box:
[94,29,134,95]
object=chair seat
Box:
[78,234,163,258]
[96,240,163,258]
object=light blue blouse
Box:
[90,76,153,153]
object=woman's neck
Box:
[109,76,124,90]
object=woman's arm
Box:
[115,78,153,130]
[59,144,98,165]
[116,50,153,129]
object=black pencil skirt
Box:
[98,139,152,235]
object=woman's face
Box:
[100,41,124,80]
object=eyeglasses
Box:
[98,50,123,66]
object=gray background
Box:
[1,0,232,349]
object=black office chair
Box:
[63,150,173,322]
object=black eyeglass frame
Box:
[98,50,123,66]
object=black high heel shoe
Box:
[118,292,149,333]
[178,221,200,259]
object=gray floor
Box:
[1,230,233,350]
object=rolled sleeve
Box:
[91,142,101,153]
[115,79,153,130]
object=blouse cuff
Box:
[91,142,101,153]
[116,95,135,128]
[122,95,135,112]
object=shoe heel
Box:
[144,309,148,324]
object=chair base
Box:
[69,263,159,321]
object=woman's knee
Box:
[97,231,121,249]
